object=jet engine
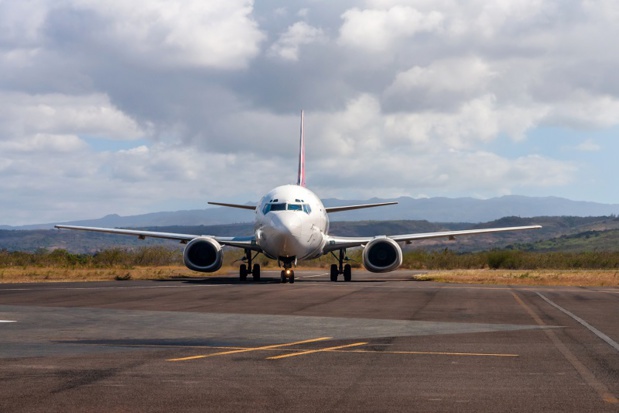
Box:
[183,237,223,272]
[362,238,403,273]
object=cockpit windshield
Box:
[262,202,311,215]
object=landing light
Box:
[285,269,292,275]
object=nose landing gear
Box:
[281,268,295,284]
[279,257,296,284]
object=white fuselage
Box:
[254,185,328,262]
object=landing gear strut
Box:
[240,249,261,282]
[330,249,352,282]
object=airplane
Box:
[56,111,541,283]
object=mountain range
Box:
[4,195,619,230]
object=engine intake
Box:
[183,237,223,272]
[362,238,403,273]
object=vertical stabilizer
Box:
[297,110,306,187]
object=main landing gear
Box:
[240,249,261,282]
[330,249,352,282]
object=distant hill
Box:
[3,195,619,230]
[4,216,619,253]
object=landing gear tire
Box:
[240,264,248,282]
[330,264,338,282]
[343,264,352,282]
[289,271,295,284]
[252,264,261,282]
[281,270,287,283]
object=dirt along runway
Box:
[1,269,618,412]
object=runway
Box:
[1,270,618,412]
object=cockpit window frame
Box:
[262,202,312,215]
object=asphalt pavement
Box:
[1,270,618,412]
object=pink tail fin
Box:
[297,110,306,187]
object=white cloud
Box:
[0,133,86,153]
[269,21,326,61]
[85,0,265,69]
[387,57,496,96]
[338,6,443,52]
[320,93,544,152]
[0,92,146,140]
[549,91,619,128]
[3,0,619,224]
[574,138,601,152]
[0,0,265,70]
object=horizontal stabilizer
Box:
[325,201,398,213]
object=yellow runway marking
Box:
[167,342,519,362]
[267,342,368,360]
[167,337,331,362]
[347,350,518,357]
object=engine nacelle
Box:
[183,237,223,273]
[362,238,403,273]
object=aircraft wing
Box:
[54,225,260,251]
[325,201,397,213]
[323,225,542,253]
[207,202,256,211]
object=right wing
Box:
[54,225,261,251]
[207,202,256,211]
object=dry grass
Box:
[414,269,619,287]
[0,265,203,283]
[1,266,618,287]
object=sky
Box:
[2,0,619,226]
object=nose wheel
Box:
[281,269,295,283]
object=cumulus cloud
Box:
[269,21,326,61]
[0,92,146,140]
[69,0,265,69]
[1,0,619,224]
[338,6,443,52]
[384,57,497,110]
[574,138,601,152]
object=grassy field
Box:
[1,265,618,287]
[1,247,619,286]
[414,269,619,287]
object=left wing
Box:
[325,201,397,213]
[323,225,541,253]
[54,225,260,251]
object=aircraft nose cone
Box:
[266,212,304,257]
[271,212,303,237]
